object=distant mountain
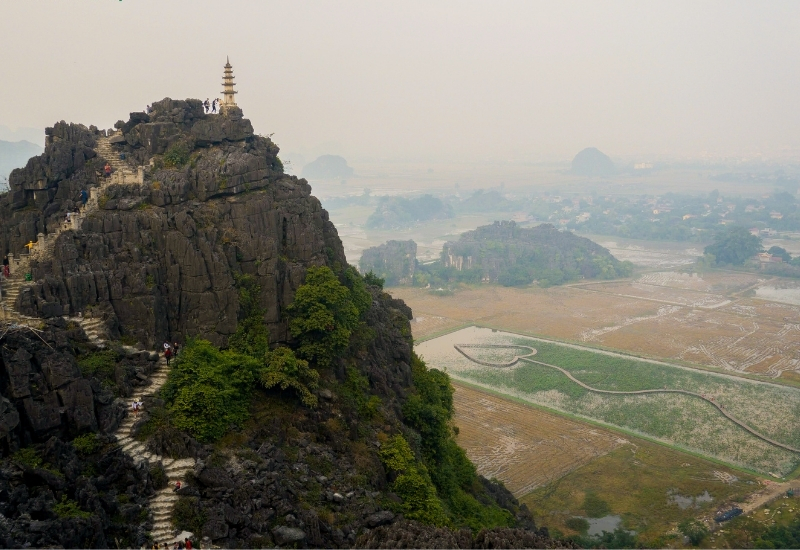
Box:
[439,221,632,286]
[301,154,354,179]
[571,147,615,177]
[0,139,43,185]
[366,194,453,229]
[359,240,417,285]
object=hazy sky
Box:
[2,1,800,163]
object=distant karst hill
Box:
[301,154,354,179]
[359,240,417,285]
[366,194,453,229]
[417,221,632,287]
[571,147,615,177]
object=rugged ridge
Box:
[2,98,345,347]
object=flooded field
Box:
[417,326,800,476]
[396,269,800,379]
[756,280,800,306]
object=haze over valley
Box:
[2,2,800,549]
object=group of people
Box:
[203,98,221,113]
[151,538,193,549]
[163,341,180,365]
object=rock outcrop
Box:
[440,221,631,285]
[2,98,345,348]
[359,240,417,286]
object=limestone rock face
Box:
[3,98,346,347]
[359,240,417,285]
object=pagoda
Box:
[220,56,238,113]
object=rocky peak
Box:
[1,99,345,348]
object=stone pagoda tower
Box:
[220,56,238,113]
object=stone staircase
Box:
[0,131,193,545]
[69,313,197,545]
[0,131,136,318]
[107,349,196,545]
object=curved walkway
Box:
[455,344,800,455]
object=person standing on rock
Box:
[211,98,217,113]
[80,189,88,205]
[203,98,210,113]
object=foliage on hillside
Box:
[402,353,515,529]
[287,266,371,367]
[153,263,519,534]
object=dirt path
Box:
[739,480,800,514]
[455,344,800,455]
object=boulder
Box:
[272,526,306,545]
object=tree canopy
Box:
[704,226,762,266]
[286,266,369,367]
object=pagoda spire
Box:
[221,56,238,112]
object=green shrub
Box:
[72,433,100,456]
[78,350,118,378]
[261,347,319,408]
[341,367,381,421]
[163,143,190,168]
[582,491,611,518]
[678,518,709,545]
[228,273,269,359]
[363,271,385,289]
[161,339,261,442]
[12,447,42,468]
[379,435,449,526]
[54,495,91,519]
[287,266,362,367]
[565,517,590,534]
[150,464,168,489]
[173,496,206,534]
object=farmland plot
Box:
[452,384,627,496]
[417,326,800,476]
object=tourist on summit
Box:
[203,98,210,113]
[211,98,217,113]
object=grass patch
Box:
[522,438,759,547]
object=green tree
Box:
[679,518,709,546]
[704,226,762,266]
[768,246,792,263]
[287,266,361,367]
[261,346,319,407]
[161,339,261,442]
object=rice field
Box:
[416,326,800,476]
